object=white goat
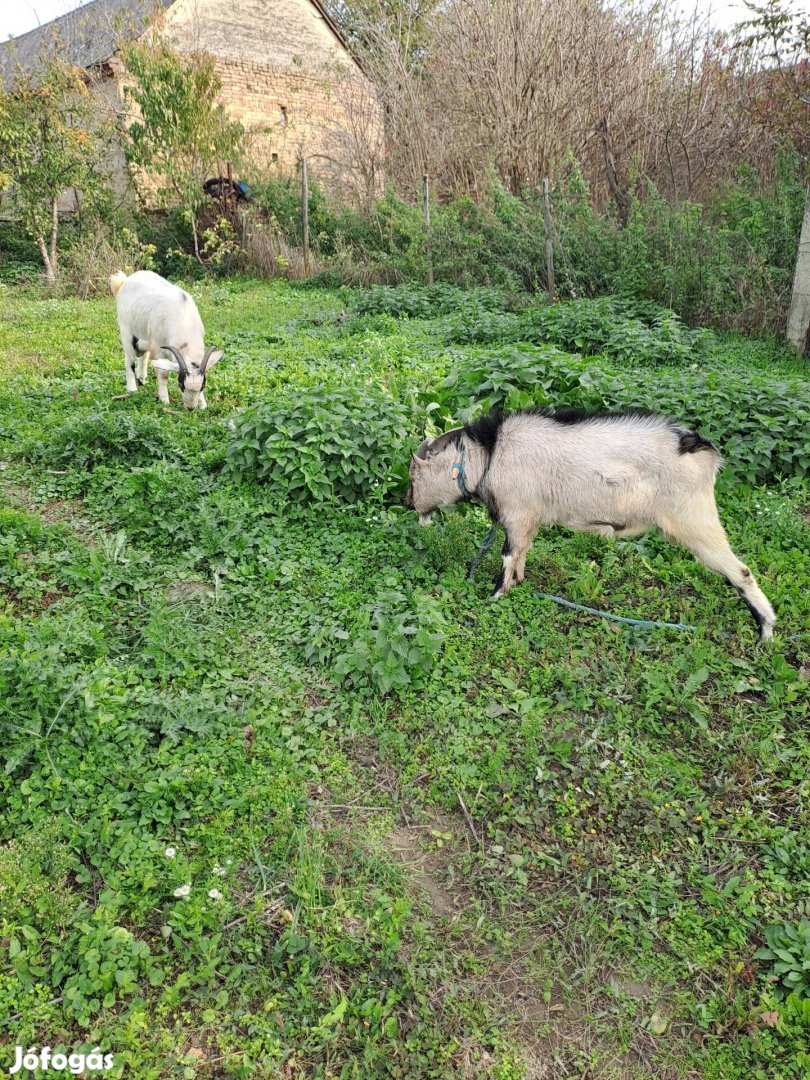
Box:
[110,270,224,410]
[406,408,776,640]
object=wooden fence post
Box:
[542,178,556,300]
[226,160,235,216]
[422,174,433,285]
[301,156,310,277]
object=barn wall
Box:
[158,0,383,199]
[213,57,382,200]
[162,0,346,68]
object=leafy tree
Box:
[0,57,112,286]
[121,41,245,262]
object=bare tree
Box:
[330,0,805,207]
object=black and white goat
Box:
[405,409,776,639]
[110,270,224,410]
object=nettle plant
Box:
[334,587,446,696]
[27,412,179,472]
[427,345,810,485]
[353,282,508,320]
[754,918,810,1000]
[521,295,711,367]
[225,382,411,505]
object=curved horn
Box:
[161,345,188,374]
[200,346,219,374]
[415,426,463,459]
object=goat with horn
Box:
[110,270,224,410]
[405,408,776,640]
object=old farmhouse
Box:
[0,0,383,203]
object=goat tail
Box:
[109,271,128,298]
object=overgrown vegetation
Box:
[0,279,808,1077]
[251,160,806,335]
[0,57,113,286]
[224,383,410,503]
[1,1,808,335]
[121,40,245,265]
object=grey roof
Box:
[0,0,172,79]
[0,0,363,82]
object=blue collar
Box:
[450,445,471,499]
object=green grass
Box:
[0,277,808,1079]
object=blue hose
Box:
[467,525,696,632]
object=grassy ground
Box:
[0,277,808,1079]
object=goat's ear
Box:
[152,358,180,373]
[202,347,224,371]
[411,453,428,469]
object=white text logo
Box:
[9,1047,114,1074]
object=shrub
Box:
[522,297,712,366]
[0,222,42,284]
[248,171,338,251]
[224,382,411,504]
[57,224,157,299]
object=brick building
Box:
[0,0,383,203]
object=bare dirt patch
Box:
[324,743,699,1078]
[166,580,215,605]
[387,818,473,918]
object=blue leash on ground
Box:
[467,525,810,639]
[467,525,697,632]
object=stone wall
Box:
[162,0,347,69]
[212,57,383,200]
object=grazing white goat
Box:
[405,408,776,640]
[110,270,224,410]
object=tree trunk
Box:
[49,197,59,278]
[37,235,56,287]
[597,117,630,227]
[191,213,204,265]
[786,187,810,356]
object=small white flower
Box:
[225,858,233,865]
[173,884,191,898]
[208,888,223,900]
[213,865,227,876]
[164,846,177,858]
